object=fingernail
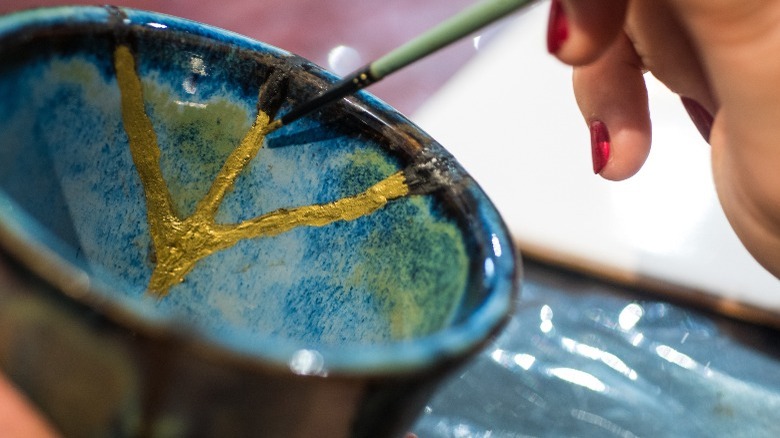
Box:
[547,0,569,54]
[590,120,610,174]
[680,96,713,142]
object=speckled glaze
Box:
[0,6,518,437]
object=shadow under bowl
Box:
[0,6,519,438]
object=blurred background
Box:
[1,0,483,115]
[7,2,780,436]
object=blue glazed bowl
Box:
[0,6,518,437]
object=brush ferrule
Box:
[348,66,380,89]
[278,66,377,128]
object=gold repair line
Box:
[265,118,282,134]
[226,171,409,240]
[145,171,409,295]
[114,44,411,297]
[114,45,179,246]
[194,111,273,218]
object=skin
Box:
[0,375,59,437]
[551,0,780,280]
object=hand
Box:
[0,372,59,437]
[546,0,780,279]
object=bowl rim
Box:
[0,5,520,375]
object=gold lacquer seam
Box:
[113,45,411,297]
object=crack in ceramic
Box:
[114,44,412,297]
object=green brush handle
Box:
[276,0,538,131]
[371,0,536,79]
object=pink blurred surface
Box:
[1,0,480,114]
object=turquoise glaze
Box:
[0,6,517,437]
[416,267,780,437]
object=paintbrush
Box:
[266,0,539,138]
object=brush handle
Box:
[371,0,536,79]
[277,0,537,130]
[278,66,377,126]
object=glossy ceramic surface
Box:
[0,6,517,437]
[414,262,780,437]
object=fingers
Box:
[623,0,715,111]
[552,0,780,276]
[548,0,651,180]
[552,0,716,180]
[674,0,780,276]
[573,33,651,180]
[0,374,59,438]
[547,0,628,65]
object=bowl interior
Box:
[0,7,516,367]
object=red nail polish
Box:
[680,97,713,142]
[547,0,568,54]
[590,120,610,174]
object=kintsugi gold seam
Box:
[113,44,410,297]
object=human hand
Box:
[545,0,780,278]
[0,372,59,437]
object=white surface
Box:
[412,3,780,310]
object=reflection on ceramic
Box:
[0,6,517,437]
[414,266,780,437]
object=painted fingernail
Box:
[680,96,713,142]
[547,0,569,54]
[590,120,610,174]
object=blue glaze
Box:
[416,270,780,437]
[0,6,517,373]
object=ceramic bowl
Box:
[0,6,518,437]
